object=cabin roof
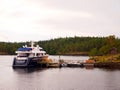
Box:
[17,48,32,51]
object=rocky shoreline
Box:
[94,62,120,69]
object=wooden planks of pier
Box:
[50,59,95,67]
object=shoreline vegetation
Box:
[55,52,88,56]
[0,35,120,55]
[0,52,8,55]
[90,54,120,68]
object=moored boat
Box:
[12,42,49,68]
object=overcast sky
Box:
[0,0,120,42]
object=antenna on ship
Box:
[31,41,35,48]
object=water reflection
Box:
[85,66,94,70]
[13,67,47,74]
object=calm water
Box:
[0,55,120,90]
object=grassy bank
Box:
[90,54,120,68]
[92,54,120,63]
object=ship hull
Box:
[12,57,47,68]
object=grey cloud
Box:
[1,0,120,41]
[35,0,120,37]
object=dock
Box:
[48,59,94,68]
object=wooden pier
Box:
[49,59,94,68]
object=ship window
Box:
[40,49,43,51]
[18,53,28,57]
[29,53,35,57]
[37,53,40,56]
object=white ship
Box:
[12,42,49,68]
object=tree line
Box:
[0,35,120,56]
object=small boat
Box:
[67,63,83,67]
[12,42,49,68]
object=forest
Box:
[0,35,120,56]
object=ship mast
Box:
[31,41,35,48]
